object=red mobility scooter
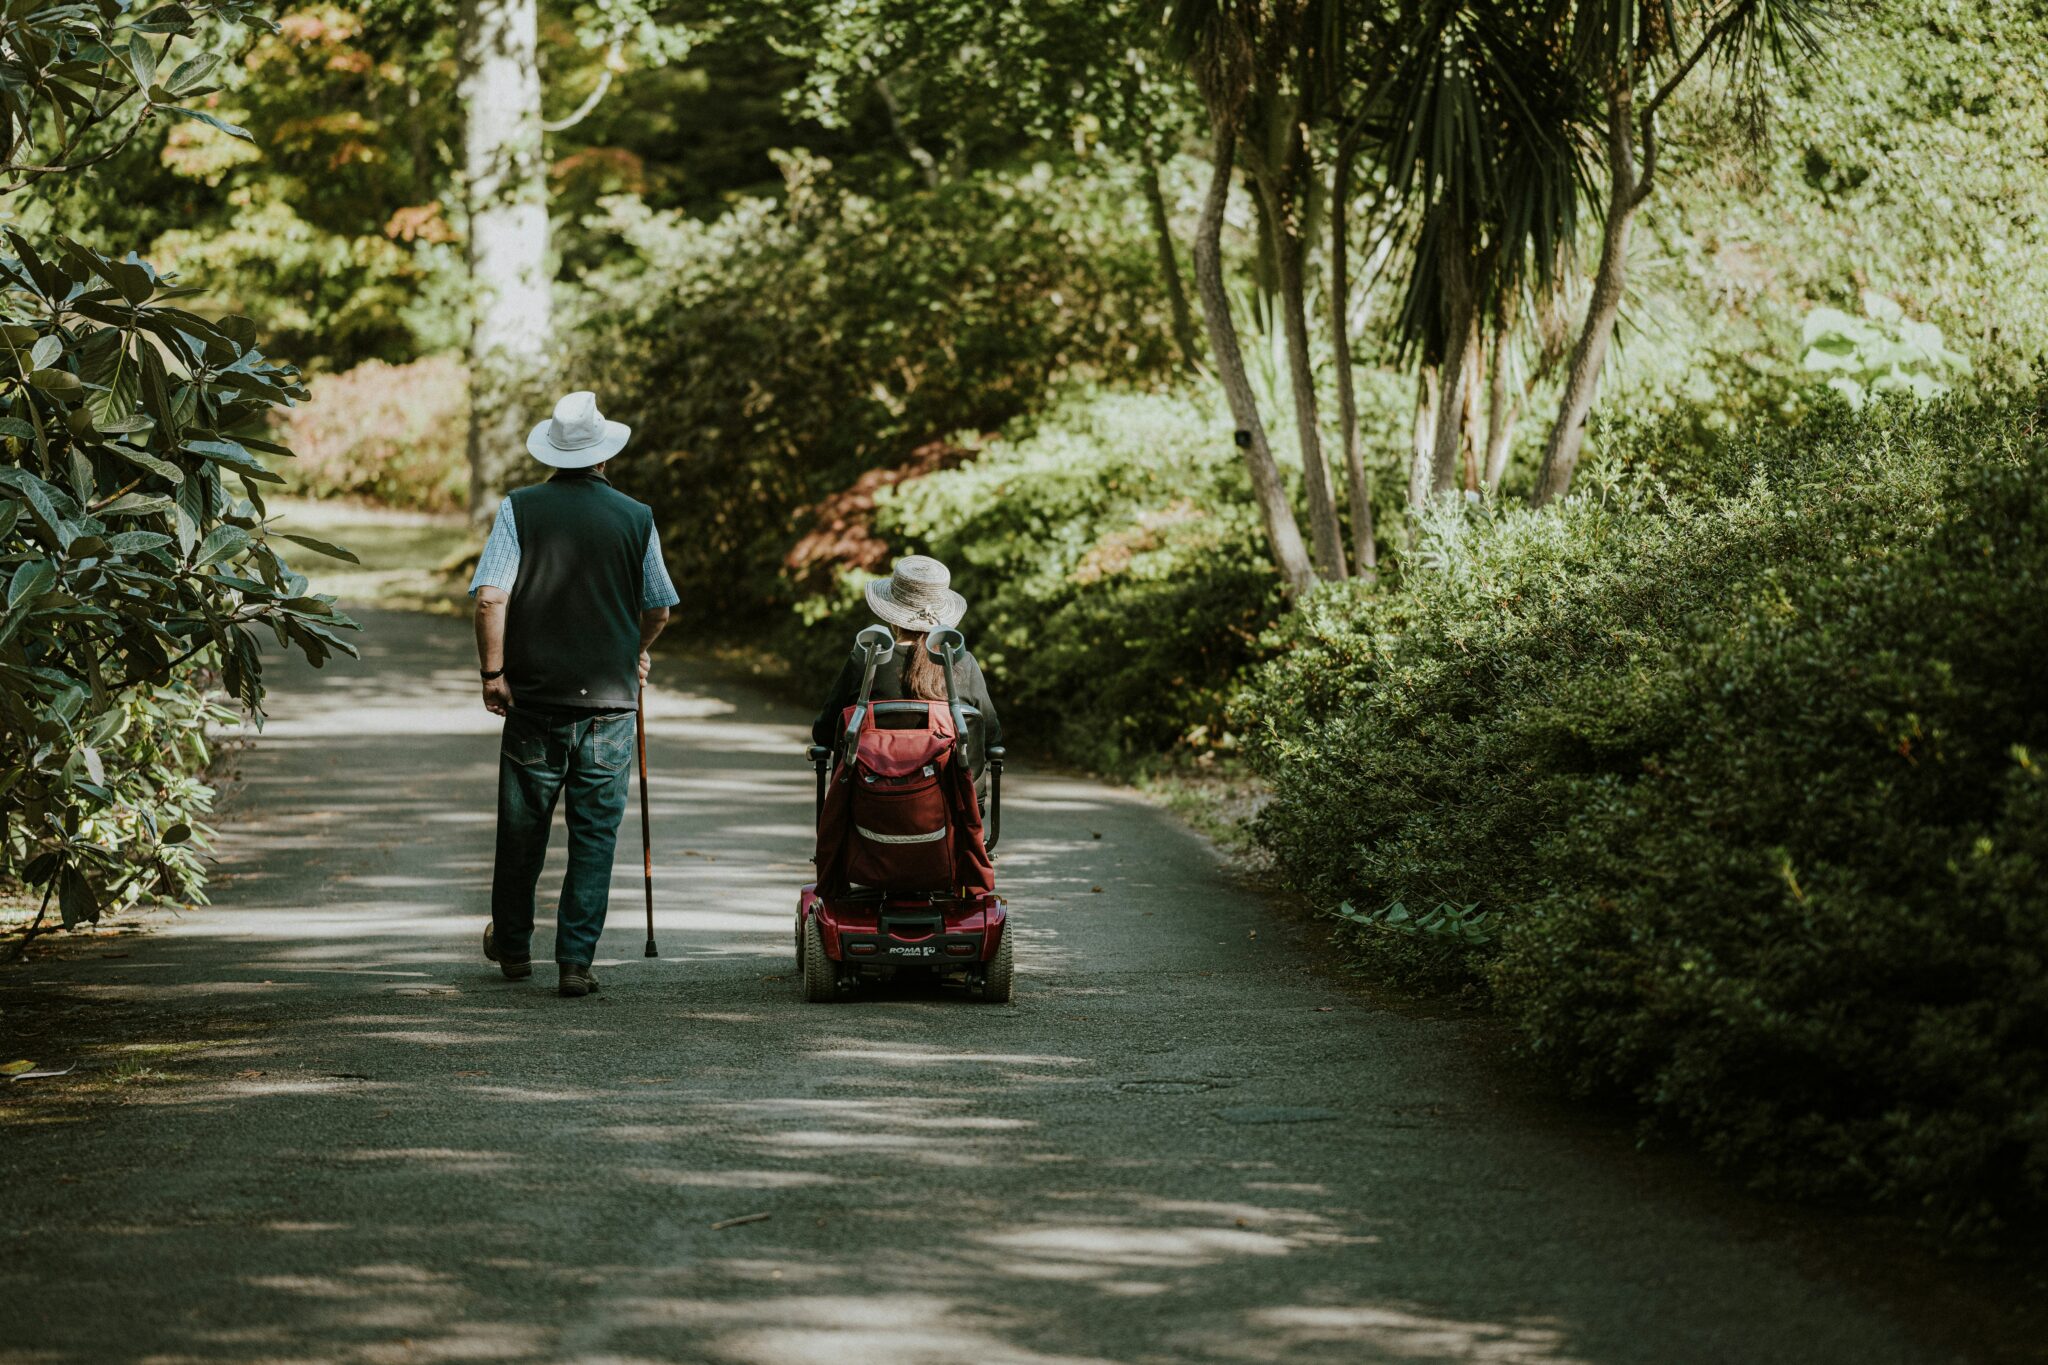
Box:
[796,625,1011,1003]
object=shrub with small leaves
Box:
[1240,391,2048,1236]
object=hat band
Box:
[886,585,948,623]
[550,422,604,450]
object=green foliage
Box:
[573,166,1177,622]
[1800,291,1969,409]
[1611,0,2048,433]
[278,355,468,511]
[1239,391,2048,1233]
[0,8,356,936]
[0,231,360,929]
[789,388,1284,768]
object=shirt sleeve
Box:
[469,498,520,596]
[811,651,861,748]
[967,655,1002,750]
[641,527,680,610]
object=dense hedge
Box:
[1239,394,2048,1235]
[573,169,1175,623]
[786,389,1284,767]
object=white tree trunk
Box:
[460,0,550,522]
[1483,319,1517,492]
[1191,124,1316,597]
[1459,326,1484,492]
[1535,91,1639,506]
[1407,364,1439,510]
[1266,181,1347,580]
[1328,135,1375,580]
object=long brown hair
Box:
[894,627,948,702]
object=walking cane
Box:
[637,684,657,958]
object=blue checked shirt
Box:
[468,497,681,610]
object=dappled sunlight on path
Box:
[1,608,1934,1364]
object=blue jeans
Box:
[490,706,636,967]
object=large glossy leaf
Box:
[7,558,57,610]
[162,105,251,141]
[109,443,184,484]
[186,437,281,483]
[0,466,68,537]
[276,532,360,564]
[191,524,250,568]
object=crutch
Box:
[923,627,969,743]
[924,627,1001,852]
[638,684,657,958]
[839,625,897,768]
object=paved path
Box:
[2,608,1947,1364]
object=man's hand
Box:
[483,676,514,716]
[638,649,652,685]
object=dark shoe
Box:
[484,924,532,981]
[559,963,599,998]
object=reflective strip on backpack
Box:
[855,823,948,845]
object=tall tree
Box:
[1327,114,1378,576]
[737,1,1207,369]
[1170,0,1320,594]
[1368,0,1589,509]
[458,0,549,521]
[1209,0,1353,579]
[1532,0,1833,504]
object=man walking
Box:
[470,391,679,997]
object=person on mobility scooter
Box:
[797,556,1011,1003]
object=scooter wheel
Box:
[801,914,839,1003]
[978,926,1014,1004]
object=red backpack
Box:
[817,702,993,895]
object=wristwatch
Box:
[480,667,505,681]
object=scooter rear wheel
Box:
[979,925,1014,1003]
[801,914,839,1003]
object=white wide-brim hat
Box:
[528,390,631,468]
[866,554,967,631]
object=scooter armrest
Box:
[987,745,1005,771]
[805,744,830,767]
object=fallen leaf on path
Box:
[1,1060,35,1076]
[709,1212,770,1231]
[760,975,785,983]
[100,952,129,959]
[1314,1007,1334,1013]
[1091,886,1103,894]
[235,1069,265,1079]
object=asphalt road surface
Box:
[2,607,1953,1364]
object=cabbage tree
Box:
[1532,0,1838,504]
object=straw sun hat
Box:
[866,555,967,631]
[527,390,631,468]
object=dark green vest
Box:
[503,472,653,711]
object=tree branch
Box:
[542,41,621,133]
[3,881,55,963]
[1644,0,1755,122]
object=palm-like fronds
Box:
[1369,0,1596,362]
